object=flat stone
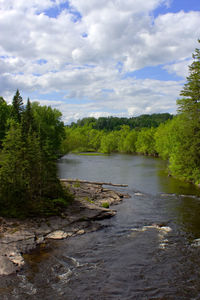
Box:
[46,230,72,240]
[1,231,35,244]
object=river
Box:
[1,153,200,299]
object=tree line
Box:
[69,113,173,131]
[0,91,73,218]
[62,40,200,186]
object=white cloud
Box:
[28,73,183,123]
[70,0,167,15]
[163,59,192,78]
[0,0,200,122]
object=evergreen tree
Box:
[177,40,200,116]
[11,89,24,123]
[0,100,73,218]
[0,124,28,215]
[21,98,35,138]
[170,40,200,184]
[0,97,11,146]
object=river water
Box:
[2,154,200,299]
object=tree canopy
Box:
[69,113,173,131]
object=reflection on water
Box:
[1,154,200,299]
[171,195,200,239]
[58,153,200,196]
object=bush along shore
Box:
[0,179,130,276]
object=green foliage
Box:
[117,126,138,153]
[117,125,130,152]
[136,128,157,156]
[155,117,182,160]
[168,115,200,183]
[102,202,109,208]
[61,126,89,153]
[100,131,119,154]
[32,102,65,158]
[61,121,165,157]
[122,130,138,153]
[84,197,94,204]
[62,113,173,156]
[168,40,200,184]
[88,129,104,151]
[61,125,105,154]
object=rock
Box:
[1,231,35,244]
[7,251,24,266]
[46,230,72,240]
[134,192,144,196]
[0,255,18,276]
[192,238,200,247]
[36,236,45,244]
[76,229,85,235]
[159,226,172,233]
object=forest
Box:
[0,92,73,218]
[0,40,199,218]
[69,113,173,131]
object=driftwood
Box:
[60,179,128,187]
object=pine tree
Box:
[0,100,73,218]
[21,98,35,138]
[0,97,11,145]
[12,89,24,123]
[177,40,200,116]
[0,124,27,216]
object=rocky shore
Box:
[0,180,129,276]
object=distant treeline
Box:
[62,117,174,157]
[69,113,173,131]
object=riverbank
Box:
[0,180,129,276]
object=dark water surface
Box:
[2,154,200,299]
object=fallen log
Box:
[60,179,128,187]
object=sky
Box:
[0,0,200,124]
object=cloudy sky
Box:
[0,0,200,123]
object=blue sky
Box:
[154,0,200,16]
[0,0,200,123]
